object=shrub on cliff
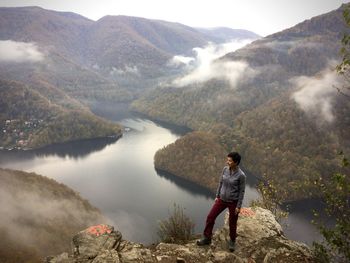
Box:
[157,203,195,244]
[250,176,289,222]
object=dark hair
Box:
[227,152,241,165]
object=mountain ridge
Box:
[0,6,260,104]
[196,27,261,42]
[131,3,350,201]
[0,6,259,70]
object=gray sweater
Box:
[216,166,246,208]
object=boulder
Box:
[48,207,316,263]
[91,250,120,263]
[118,240,155,263]
[214,207,314,263]
[72,224,122,260]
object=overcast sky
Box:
[0,0,348,36]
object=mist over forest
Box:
[0,3,349,263]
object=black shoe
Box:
[196,237,211,246]
[228,240,235,252]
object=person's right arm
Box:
[215,167,225,200]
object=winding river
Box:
[0,104,323,245]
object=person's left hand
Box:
[235,207,241,215]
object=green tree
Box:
[312,155,350,263]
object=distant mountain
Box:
[0,6,259,101]
[0,8,184,71]
[0,6,93,63]
[0,6,209,68]
[132,4,350,201]
[85,15,209,69]
[1,6,258,149]
[223,4,346,74]
[196,27,260,42]
[0,6,261,152]
[0,6,129,102]
[2,6,260,65]
[0,168,106,262]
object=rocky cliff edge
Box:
[47,207,315,263]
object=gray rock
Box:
[214,207,314,262]
[72,224,122,260]
[91,249,120,263]
[48,207,316,263]
[46,252,73,263]
[211,251,244,263]
[155,242,212,262]
[118,247,155,263]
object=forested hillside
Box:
[0,6,260,149]
[0,80,122,149]
[132,4,350,201]
[154,131,227,192]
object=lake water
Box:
[0,105,323,245]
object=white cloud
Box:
[172,59,250,87]
[110,65,139,75]
[0,40,45,63]
[167,55,195,67]
[171,39,255,87]
[0,177,108,250]
[291,69,342,122]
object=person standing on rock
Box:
[197,152,246,252]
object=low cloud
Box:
[173,60,252,87]
[291,69,342,122]
[0,173,107,253]
[167,55,195,67]
[110,65,139,75]
[0,40,44,63]
[169,39,255,87]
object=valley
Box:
[0,3,349,262]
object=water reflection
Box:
[0,136,119,165]
[282,198,331,244]
[90,101,191,136]
[156,168,260,202]
[156,169,214,199]
[0,118,210,244]
[0,110,325,246]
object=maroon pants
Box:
[203,198,238,241]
